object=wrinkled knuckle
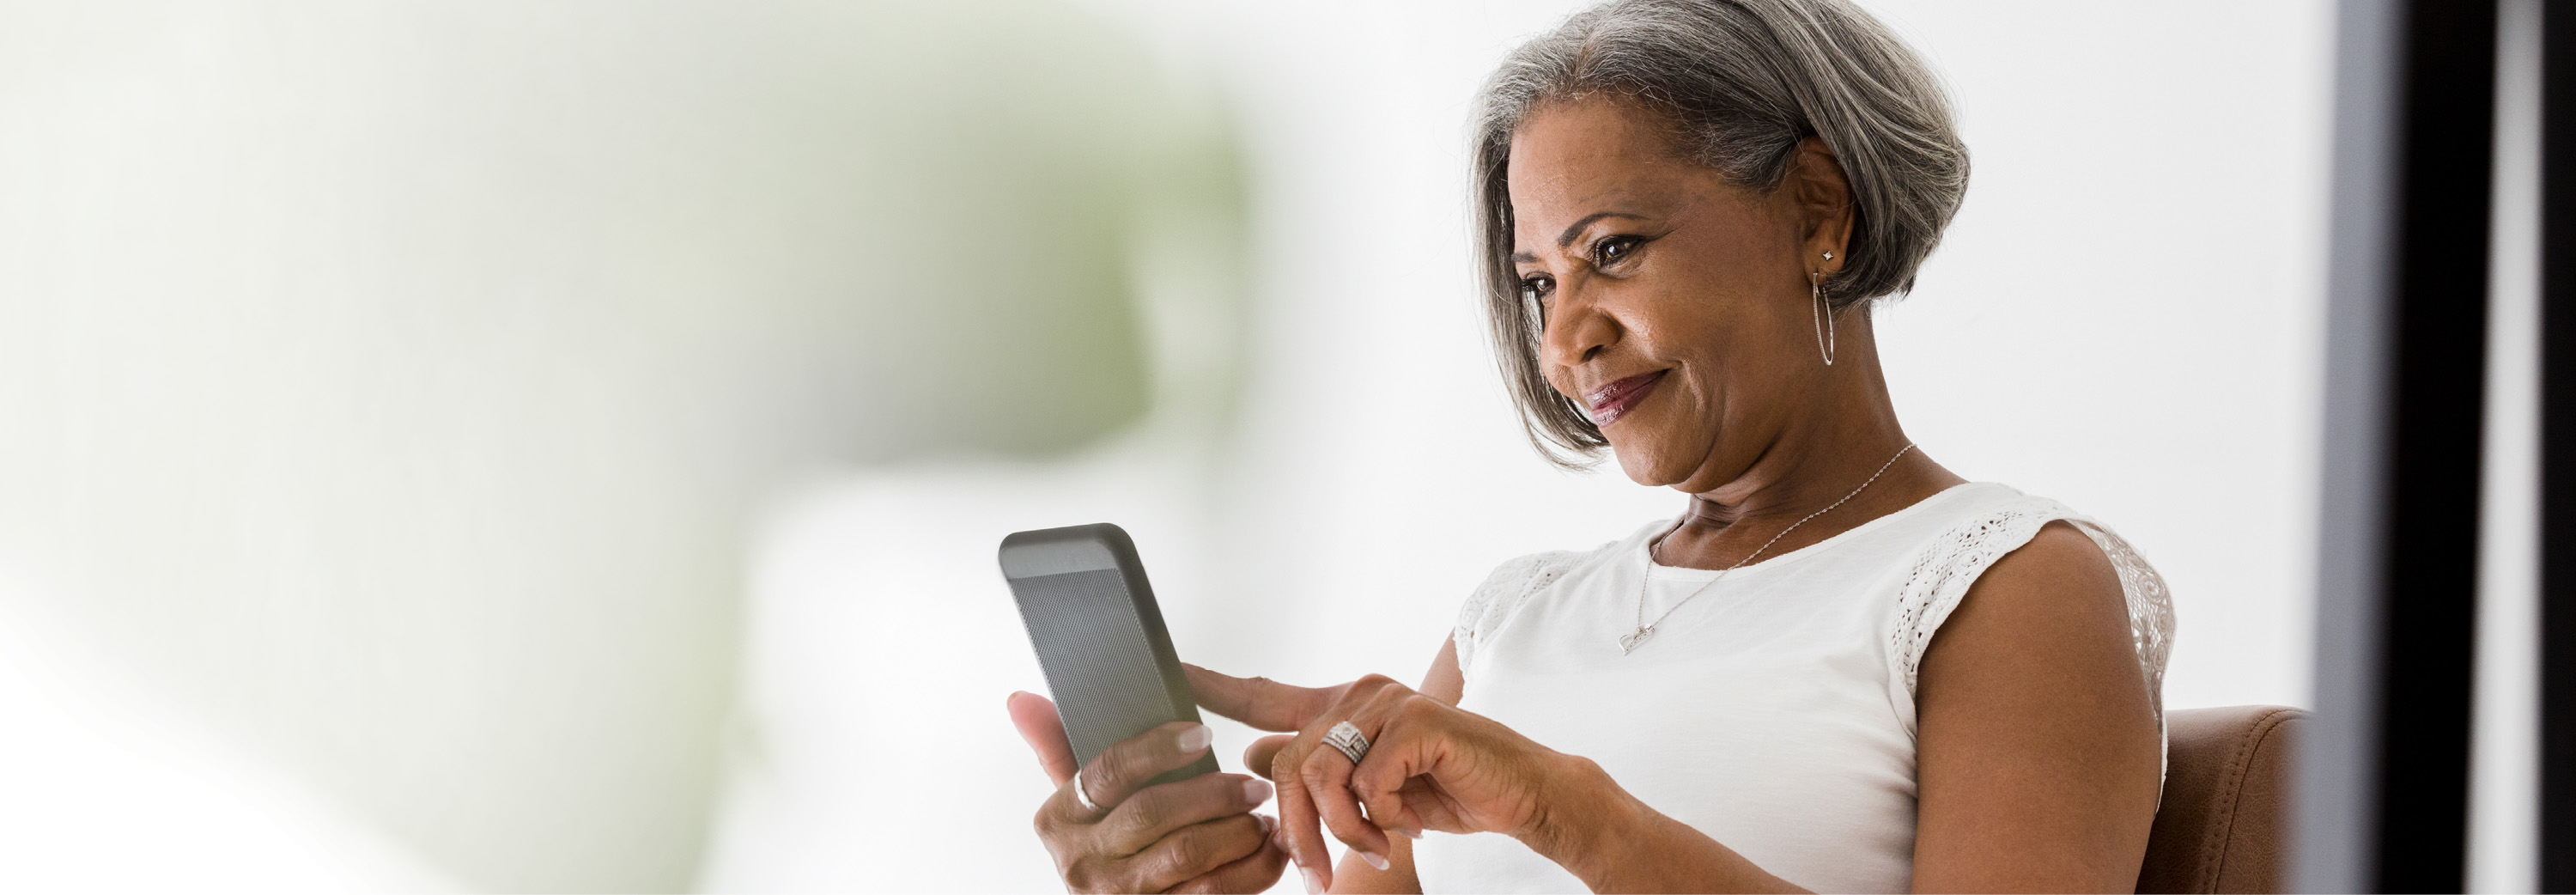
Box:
[1348,774,1382,801]
[1062,862,1102,893]
[1126,794,1168,832]
[1299,752,1335,785]
[1151,843,1193,880]
[1400,692,1437,720]
[1167,825,1214,871]
[1355,673,1397,690]
[1132,846,1180,889]
[1095,755,1133,793]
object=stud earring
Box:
[1822,251,1834,261]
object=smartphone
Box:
[999,523,1220,787]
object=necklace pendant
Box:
[1619,625,1656,655]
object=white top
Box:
[1409,483,2175,894]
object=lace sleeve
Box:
[1453,551,1583,679]
[1886,501,2177,737]
[2067,521,2176,720]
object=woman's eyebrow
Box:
[1555,211,1648,247]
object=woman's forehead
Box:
[1506,110,1725,249]
[1509,100,1686,187]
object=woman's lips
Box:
[1584,370,1667,428]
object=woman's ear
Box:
[1787,137,1856,277]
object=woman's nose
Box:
[1538,293,1619,369]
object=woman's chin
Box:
[1604,426,1741,491]
[1606,441,1691,490]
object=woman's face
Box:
[1508,98,1844,494]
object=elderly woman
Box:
[1005,0,2174,892]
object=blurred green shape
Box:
[0,0,1248,890]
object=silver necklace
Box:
[1621,442,1917,655]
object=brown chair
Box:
[2136,705,2308,894]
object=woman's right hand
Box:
[1007,691,1291,893]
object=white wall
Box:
[0,0,2335,890]
[1083,0,2333,708]
[705,1,2334,891]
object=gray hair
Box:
[1472,0,1968,466]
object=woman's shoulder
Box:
[1479,518,1664,581]
[1886,483,2160,637]
[1886,482,2177,730]
[1895,484,2164,610]
[1886,482,2146,575]
[1450,519,1670,669]
[1449,539,1607,635]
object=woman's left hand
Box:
[1184,664,1605,891]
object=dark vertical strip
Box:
[2540,0,2576,887]
[2374,0,2497,888]
[2305,0,2496,892]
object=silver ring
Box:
[1322,721,1370,765]
[1072,769,1103,816]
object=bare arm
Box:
[1909,521,2162,892]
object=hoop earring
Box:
[1810,271,1837,366]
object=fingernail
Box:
[1256,813,1278,834]
[1302,868,1325,894]
[1358,849,1390,871]
[1399,826,1423,840]
[1175,723,1213,753]
[1242,778,1273,805]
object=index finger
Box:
[1184,663,1343,733]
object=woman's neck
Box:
[1651,317,1965,569]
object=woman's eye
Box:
[1520,276,1554,304]
[1594,235,1641,267]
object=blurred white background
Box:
[0,0,2331,892]
[709,0,2337,890]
